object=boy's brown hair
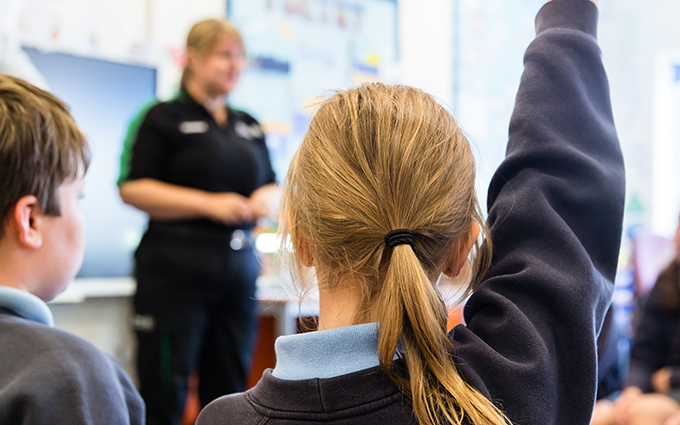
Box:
[0,74,90,238]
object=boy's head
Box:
[0,74,90,299]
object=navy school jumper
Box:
[196,0,625,424]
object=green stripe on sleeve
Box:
[117,99,159,186]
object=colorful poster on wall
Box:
[227,0,398,180]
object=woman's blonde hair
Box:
[181,19,244,88]
[279,83,508,425]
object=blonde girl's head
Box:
[279,83,508,425]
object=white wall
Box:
[597,0,680,237]
[149,0,226,47]
[18,0,226,54]
[17,0,227,98]
[17,0,453,102]
[17,0,146,59]
[398,0,455,109]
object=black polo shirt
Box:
[119,90,276,234]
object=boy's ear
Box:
[12,195,43,249]
[443,222,480,278]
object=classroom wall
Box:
[598,0,680,237]
[17,0,453,115]
[14,0,680,356]
[453,0,545,213]
[17,0,146,59]
[165,0,456,107]
[13,0,456,360]
[149,0,226,46]
[399,0,454,108]
[452,0,680,247]
[17,0,680,240]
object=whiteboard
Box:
[24,47,156,277]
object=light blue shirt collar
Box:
[0,286,54,327]
[272,322,382,380]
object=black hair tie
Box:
[384,229,414,249]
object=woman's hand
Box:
[120,178,254,224]
[249,184,280,220]
[204,192,254,225]
[653,368,674,394]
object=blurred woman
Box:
[118,19,278,425]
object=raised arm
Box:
[451,0,625,424]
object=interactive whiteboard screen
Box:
[23,47,156,277]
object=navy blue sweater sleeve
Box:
[450,1,625,424]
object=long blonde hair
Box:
[279,83,508,425]
[181,19,244,89]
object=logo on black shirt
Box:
[179,121,209,134]
[235,121,264,140]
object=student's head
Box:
[181,19,245,96]
[675,216,680,259]
[280,83,508,425]
[0,74,90,300]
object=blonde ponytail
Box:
[280,83,509,425]
[379,242,508,425]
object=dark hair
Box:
[0,74,90,237]
[654,260,680,313]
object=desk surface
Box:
[50,276,318,306]
[51,275,466,311]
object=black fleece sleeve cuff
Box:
[536,0,598,39]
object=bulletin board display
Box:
[227,0,399,180]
